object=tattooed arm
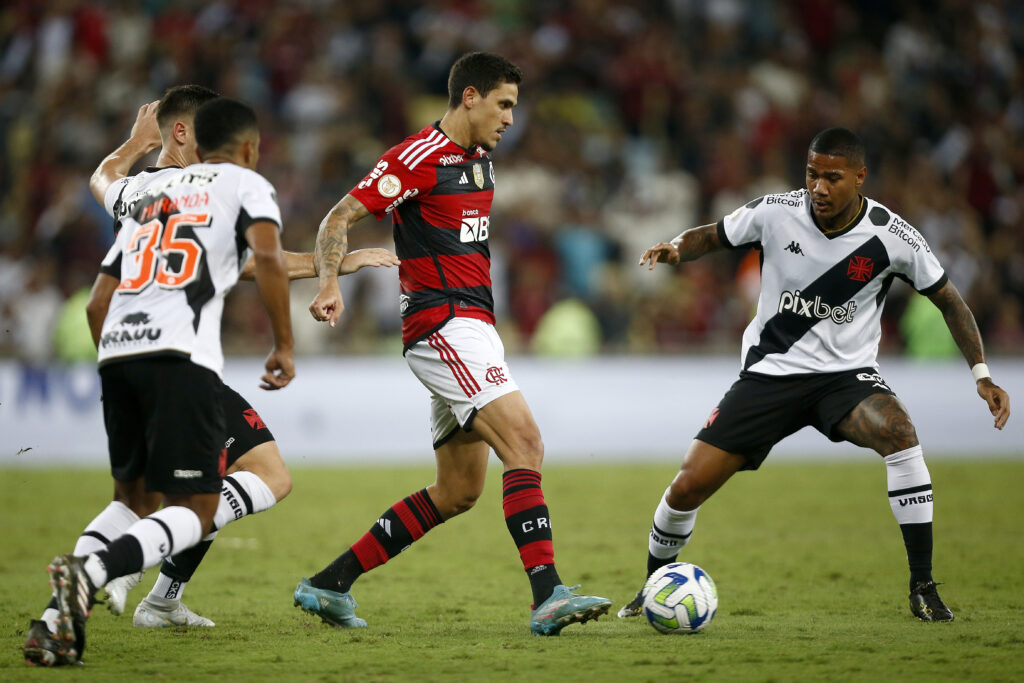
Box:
[308,194,371,327]
[638,224,724,269]
[928,281,1010,429]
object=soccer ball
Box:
[642,562,718,634]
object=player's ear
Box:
[462,86,479,109]
[172,120,189,146]
[855,165,867,189]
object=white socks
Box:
[649,488,700,560]
[885,446,933,525]
[83,506,203,588]
[73,501,139,555]
[213,472,276,530]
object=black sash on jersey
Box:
[743,236,890,370]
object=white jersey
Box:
[719,189,947,375]
[97,163,281,375]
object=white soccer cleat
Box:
[104,571,144,616]
[133,599,215,628]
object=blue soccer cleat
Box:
[529,584,612,636]
[293,578,367,628]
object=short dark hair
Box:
[808,127,866,168]
[447,52,523,109]
[156,85,219,129]
[194,97,258,155]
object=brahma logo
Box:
[778,290,857,324]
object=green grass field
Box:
[2,461,1023,682]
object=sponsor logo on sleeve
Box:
[377,174,402,198]
[357,160,389,190]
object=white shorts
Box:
[405,317,520,448]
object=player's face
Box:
[805,152,865,223]
[471,82,518,152]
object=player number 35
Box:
[118,213,211,293]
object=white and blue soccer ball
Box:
[642,562,718,634]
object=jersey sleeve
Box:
[237,171,282,234]
[104,176,133,219]
[348,142,438,219]
[717,197,767,249]
[892,222,947,295]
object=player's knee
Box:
[265,468,293,502]
[666,478,708,512]
[514,432,545,469]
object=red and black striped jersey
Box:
[349,123,495,350]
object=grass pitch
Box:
[2,460,1023,681]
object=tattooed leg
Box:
[838,393,937,593]
[835,393,919,457]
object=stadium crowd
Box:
[0,0,1021,361]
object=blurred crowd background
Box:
[1,0,1022,364]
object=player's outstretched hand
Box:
[977,378,1010,429]
[309,280,345,327]
[131,100,163,153]
[339,248,400,275]
[639,242,681,269]
[261,346,294,390]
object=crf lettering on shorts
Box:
[777,290,857,324]
[521,517,550,533]
[460,215,489,242]
[898,493,934,506]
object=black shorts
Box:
[695,367,896,470]
[221,384,275,468]
[101,357,226,494]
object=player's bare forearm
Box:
[85,273,118,348]
[89,101,162,204]
[315,194,369,282]
[673,224,724,261]
[640,224,723,269]
[927,281,984,366]
[928,280,1010,428]
[240,251,316,281]
[246,223,294,351]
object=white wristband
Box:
[971,363,991,382]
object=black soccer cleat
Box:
[23,620,62,667]
[48,554,98,664]
[616,589,644,619]
[909,581,954,622]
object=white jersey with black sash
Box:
[718,189,947,375]
[97,162,281,376]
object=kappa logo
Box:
[378,518,392,536]
[485,366,507,385]
[784,241,804,255]
[242,408,266,430]
[704,407,720,429]
[856,372,889,391]
[847,256,874,281]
